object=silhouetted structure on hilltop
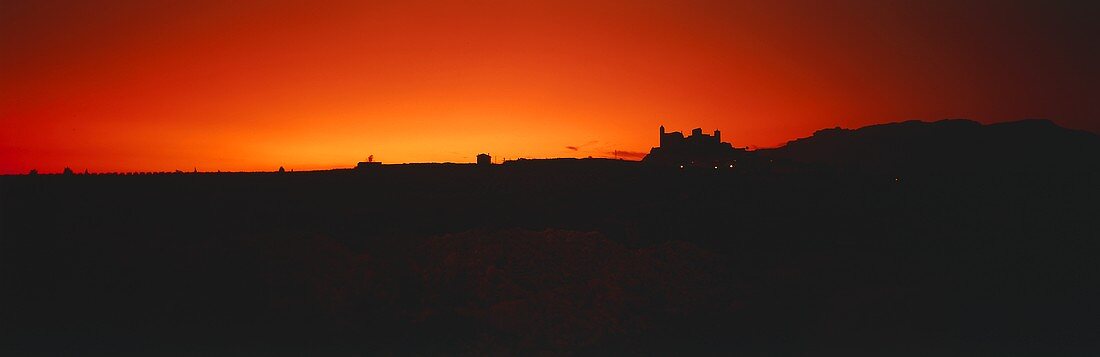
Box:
[644,125,746,167]
[477,153,492,165]
[357,155,381,170]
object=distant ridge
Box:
[758,119,1100,175]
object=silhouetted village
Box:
[2,119,1099,355]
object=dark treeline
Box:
[2,120,1099,355]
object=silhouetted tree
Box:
[28,169,37,176]
[63,167,73,175]
[279,166,286,173]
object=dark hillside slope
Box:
[760,119,1100,175]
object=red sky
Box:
[2,0,1097,173]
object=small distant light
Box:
[679,165,684,169]
[729,164,734,168]
[714,166,718,169]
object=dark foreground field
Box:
[2,156,1098,355]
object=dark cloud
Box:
[565,140,599,152]
[610,150,647,160]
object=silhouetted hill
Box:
[759,119,1100,176]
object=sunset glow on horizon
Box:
[2,0,1097,174]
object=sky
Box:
[1,0,1097,173]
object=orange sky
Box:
[2,0,1097,173]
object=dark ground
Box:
[2,120,1099,355]
[2,159,1097,356]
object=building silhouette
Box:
[644,125,745,167]
[357,155,381,169]
[659,125,723,149]
[477,153,492,166]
